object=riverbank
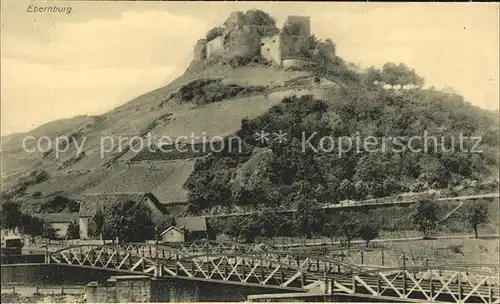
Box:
[1,290,84,303]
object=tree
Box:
[293,199,325,239]
[353,181,369,200]
[463,202,489,239]
[338,179,354,201]
[364,66,382,85]
[102,200,155,243]
[357,214,381,247]
[259,207,291,238]
[411,199,439,238]
[337,211,361,247]
[240,213,264,243]
[0,201,22,232]
[223,217,243,242]
[154,217,173,241]
[41,223,57,241]
[243,9,276,27]
[380,62,424,89]
[66,221,80,240]
[20,214,44,241]
[89,209,105,242]
[322,213,339,245]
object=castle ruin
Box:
[192,12,336,69]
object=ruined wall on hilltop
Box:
[280,35,309,59]
[224,11,244,31]
[280,15,311,59]
[260,34,282,65]
[229,25,262,58]
[193,39,207,62]
[192,12,323,69]
[206,36,224,58]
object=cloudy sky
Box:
[1,1,499,135]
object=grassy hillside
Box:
[184,88,499,214]
[0,65,309,209]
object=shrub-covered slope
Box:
[184,82,499,214]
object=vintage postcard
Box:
[1,1,499,303]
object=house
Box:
[173,216,209,242]
[33,213,78,239]
[159,226,185,243]
[79,162,194,217]
[77,192,165,240]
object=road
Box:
[202,192,499,219]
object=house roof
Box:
[78,192,147,217]
[174,216,207,232]
[82,161,195,205]
[160,226,185,237]
[4,235,22,240]
[33,212,78,223]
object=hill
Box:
[1,9,498,219]
[0,64,310,208]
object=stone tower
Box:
[225,11,244,31]
[324,39,336,58]
[229,25,261,58]
[193,39,207,61]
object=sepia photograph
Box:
[1,1,499,303]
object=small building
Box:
[77,192,165,240]
[159,226,185,243]
[174,216,209,242]
[33,213,78,239]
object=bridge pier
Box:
[489,282,494,304]
[402,270,407,299]
[458,275,462,302]
[377,272,381,295]
[155,264,162,277]
[429,276,434,299]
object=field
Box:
[269,235,499,265]
[376,237,499,264]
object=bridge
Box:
[46,240,499,303]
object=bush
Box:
[448,244,464,255]
[66,222,80,240]
[174,79,266,106]
[243,9,276,27]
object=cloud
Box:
[1,58,177,134]
[1,9,207,134]
[2,10,206,69]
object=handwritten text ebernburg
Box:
[26,5,72,14]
